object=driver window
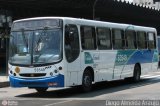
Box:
[65,24,80,63]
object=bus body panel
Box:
[98,50,116,81]
[80,51,100,83]
[80,49,158,82]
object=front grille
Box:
[19,73,46,77]
[19,82,46,85]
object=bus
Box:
[8,17,159,93]
[157,36,160,66]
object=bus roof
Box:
[13,17,156,32]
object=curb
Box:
[0,82,10,88]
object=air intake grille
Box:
[19,73,46,77]
[19,82,45,85]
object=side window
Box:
[65,24,80,63]
[137,31,147,49]
[80,26,96,50]
[148,32,156,49]
[125,30,136,49]
[112,29,125,49]
[97,27,111,50]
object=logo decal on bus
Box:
[34,66,52,72]
[152,50,159,62]
[85,52,94,64]
[115,50,136,66]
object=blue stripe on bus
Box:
[9,74,64,87]
[127,50,158,64]
[115,49,158,66]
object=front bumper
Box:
[9,74,64,88]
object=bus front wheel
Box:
[35,88,48,93]
[82,70,92,92]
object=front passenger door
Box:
[65,24,81,86]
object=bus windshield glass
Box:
[9,19,62,65]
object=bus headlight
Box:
[54,69,58,73]
[10,70,13,74]
[14,73,16,76]
[50,72,53,76]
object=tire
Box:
[133,65,141,82]
[82,70,92,92]
[35,88,48,93]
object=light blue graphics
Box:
[115,49,158,66]
[152,50,159,62]
[85,52,94,64]
[84,50,158,65]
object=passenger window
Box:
[80,26,96,50]
[97,27,111,50]
[65,24,80,63]
[125,30,136,49]
[148,32,156,49]
[112,29,125,49]
[137,31,147,49]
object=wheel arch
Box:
[83,66,94,82]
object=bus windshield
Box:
[9,28,62,65]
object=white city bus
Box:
[157,36,160,66]
[9,17,159,93]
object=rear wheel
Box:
[82,70,92,92]
[35,88,48,93]
[133,64,141,82]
